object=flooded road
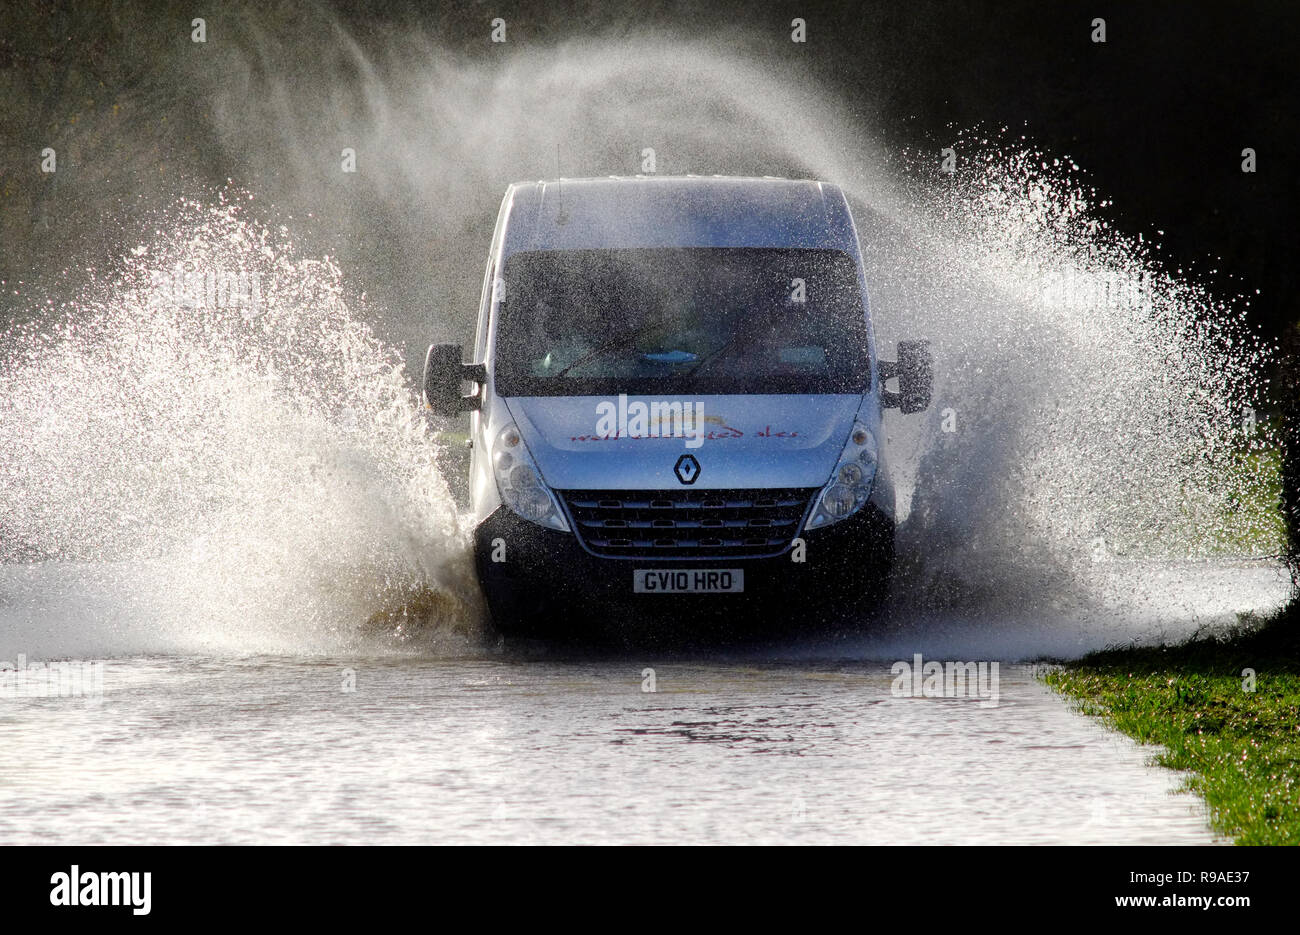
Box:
[0,655,1220,846]
[0,15,1290,851]
[1,557,1288,845]
[0,558,1287,845]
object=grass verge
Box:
[1041,609,1300,844]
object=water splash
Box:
[0,35,1285,658]
[0,198,479,655]
[865,134,1280,630]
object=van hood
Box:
[504,395,862,490]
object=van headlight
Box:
[805,422,877,530]
[491,423,570,532]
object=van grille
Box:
[560,488,817,559]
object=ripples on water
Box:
[0,656,1224,845]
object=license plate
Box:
[633,569,744,594]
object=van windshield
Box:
[494,247,871,397]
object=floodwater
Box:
[0,34,1286,846]
[0,560,1285,845]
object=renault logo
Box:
[673,454,701,485]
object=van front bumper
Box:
[473,503,894,636]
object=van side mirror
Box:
[423,343,486,417]
[880,339,933,415]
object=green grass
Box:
[1043,611,1300,844]
[1206,443,1287,556]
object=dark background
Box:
[2,0,1294,333]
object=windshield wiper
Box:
[553,317,667,378]
[683,305,786,378]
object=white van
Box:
[424,176,931,635]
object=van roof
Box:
[499,175,860,256]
